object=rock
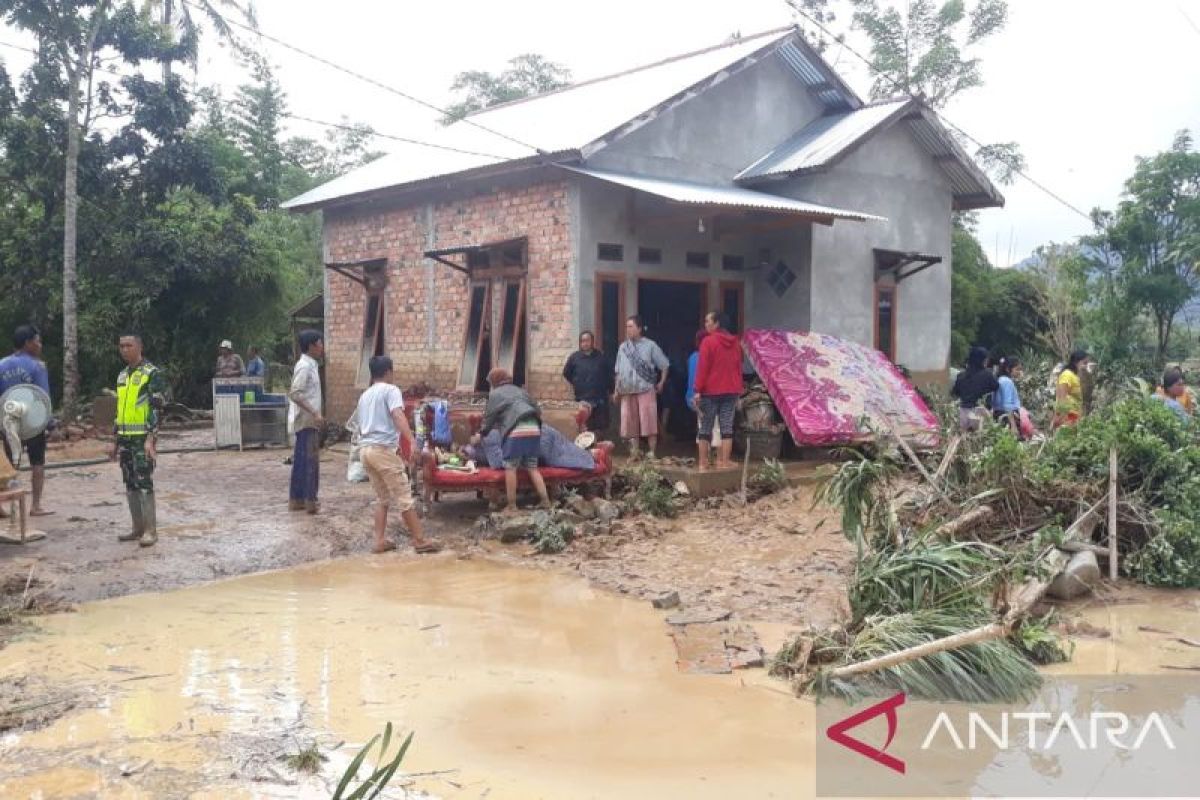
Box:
[1047,550,1101,600]
[673,481,690,496]
[666,607,733,625]
[565,494,597,519]
[495,513,536,544]
[651,591,681,609]
[592,498,621,522]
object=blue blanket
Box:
[481,426,596,471]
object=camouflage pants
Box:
[118,437,155,492]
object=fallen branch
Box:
[877,413,949,502]
[933,434,962,483]
[934,505,993,540]
[1108,447,1119,581]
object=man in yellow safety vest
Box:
[108,333,168,547]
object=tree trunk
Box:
[61,81,81,415]
[162,0,172,85]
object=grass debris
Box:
[280,741,327,774]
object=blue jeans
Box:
[290,428,320,502]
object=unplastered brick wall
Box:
[322,179,574,421]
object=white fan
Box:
[2,383,52,469]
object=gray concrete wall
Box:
[775,123,954,373]
[573,176,813,336]
[585,50,826,184]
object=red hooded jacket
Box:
[694,330,744,396]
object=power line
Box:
[0,40,508,161]
[783,0,1094,223]
[179,0,545,156]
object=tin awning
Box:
[560,165,885,224]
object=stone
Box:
[673,481,690,496]
[1047,550,1101,600]
[565,494,597,519]
[651,591,681,609]
[665,607,733,626]
[495,513,536,544]
[592,498,621,522]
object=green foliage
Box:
[621,463,679,518]
[1013,613,1073,665]
[810,609,1041,703]
[813,451,898,557]
[530,512,575,555]
[849,535,1005,619]
[280,741,326,774]
[1105,130,1200,360]
[748,458,788,495]
[333,722,412,800]
[442,54,570,123]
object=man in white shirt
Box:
[288,330,324,513]
[356,355,440,554]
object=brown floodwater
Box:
[0,557,812,799]
[3,558,1200,800]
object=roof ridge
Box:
[460,26,796,120]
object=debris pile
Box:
[775,393,1199,702]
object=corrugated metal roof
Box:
[735,99,911,180]
[777,40,858,111]
[562,166,886,222]
[283,29,799,211]
[735,99,1003,209]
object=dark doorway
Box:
[637,279,706,441]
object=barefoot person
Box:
[0,325,54,516]
[613,315,669,460]
[693,311,743,469]
[482,368,551,512]
[108,333,167,547]
[356,356,440,554]
[287,330,324,513]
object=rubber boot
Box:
[138,492,158,547]
[118,491,144,541]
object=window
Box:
[638,247,662,265]
[875,285,896,361]
[354,265,387,387]
[719,281,744,334]
[686,251,710,269]
[767,260,796,298]
[595,274,626,361]
[458,281,493,391]
[597,243,624,262]
[496,277,527,384]
[722,254,745,272]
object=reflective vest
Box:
[116,363,156,436]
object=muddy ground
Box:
[0,433,851,632]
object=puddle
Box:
[0,558,813,798]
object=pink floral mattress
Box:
[743,329,939,447]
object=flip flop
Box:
[371,541,397,554]
[413,541,443,554]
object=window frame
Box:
[874,283,898,361]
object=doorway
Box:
[637,279,707,441]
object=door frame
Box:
[873,282,898,361]
[594,271,627,357]
[635,276,709,331]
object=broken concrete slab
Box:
[651,591,680,609]
[666,607,732,626]
[1047,550,1101,600]
[669,622,765,674]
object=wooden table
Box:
[0,487,45,544]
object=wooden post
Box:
[1108,447,1119,581]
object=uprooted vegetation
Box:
[775,392,1200,702]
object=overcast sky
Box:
[3,0,1199,266]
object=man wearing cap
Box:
[215,340,245,378]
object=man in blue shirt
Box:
[245,346,266,379]
[0,325,53,516]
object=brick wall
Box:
[322,179,574,421]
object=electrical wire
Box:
[179,0,546,155]
[783,0,1094,222]
[0,39,508,161]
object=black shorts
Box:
[2,432,46,467]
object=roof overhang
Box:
[424,237,528,273]
[325,257,387,287]
[561,165,886,224]
[874,248,942,282]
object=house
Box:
[283,26,1003,421]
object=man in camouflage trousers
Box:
[108,334,167,547]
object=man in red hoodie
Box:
[693,311,744,470]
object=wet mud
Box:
[1,557,814,798]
